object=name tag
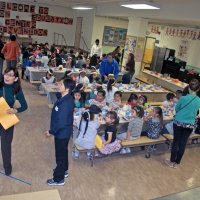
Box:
[55,106,59,111]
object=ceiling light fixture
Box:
[120,1,160,10]
[71,6,94,10]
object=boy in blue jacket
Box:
[45,78,76,186]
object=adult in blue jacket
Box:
[45,78,76,186]
[100,53,119,82]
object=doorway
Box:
[74,17,83,48]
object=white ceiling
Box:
[6,0,200,26]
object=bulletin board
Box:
[102,26,127,47]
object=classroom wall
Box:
[147,23,200,70]
[0,2,96,49]
[91,16,128,54]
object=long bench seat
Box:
[74,135,167,166]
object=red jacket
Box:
[1,41,19,60]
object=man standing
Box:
[0,35,4,78]
[90,39,102,57]
[100,53,119,82]
[45,78,76,186]
[1,35,19,68]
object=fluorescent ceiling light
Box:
[72,6,93,10]
[121,3,160,10]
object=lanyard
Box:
[3,87,5,98]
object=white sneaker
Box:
[120,148,127,154]
[72,151,79,159]
[126,148,131,153]
[87,152,92,157]
[95,152,99,157]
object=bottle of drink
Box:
[102,108,107,118]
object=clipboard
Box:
[0,97,20,130]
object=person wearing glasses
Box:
[0,67,28,176]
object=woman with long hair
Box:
[126,53,135,76]
[0,67,28,176]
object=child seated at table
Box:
[98,111,121,155]
[89,90,106,109]
[24,55,37,79]
[76,70,90,88]
[138,95,148,106]
[73,90,84,111]
[105,78,119,104]
[162,93,175,107]
[41,69,56,84]
[89,71,100,84]
[110,91,123,110]
[26,55,36,67]
[127,93,138,107]
[175,90,183,102]
[118,105,144,154]
[41,51,49,68]
[142,106,163,139]
[73,105,101,159]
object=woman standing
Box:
[126,53,135,77]
[112,46,121,64]
[122,53,135,84]
[0,67,28,175]
[165,79,200,168]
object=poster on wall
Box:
[103,26,127,47]
[178,39,189,61]
[135,37,145,62]
[124,35,137,58]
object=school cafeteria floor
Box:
[0,80,200,200]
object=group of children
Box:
[71,78,188,157]
[71,79,175,156]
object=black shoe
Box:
[47,178,65,186]
[5,168,12,176]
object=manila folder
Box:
[0,97,20,130]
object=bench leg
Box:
[145,145,157,158]
[168,141,172,150]
[89,150,95,167]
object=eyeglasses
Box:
[4,73,15,77]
